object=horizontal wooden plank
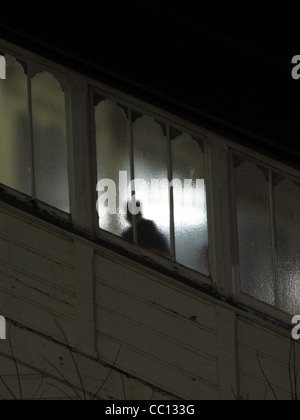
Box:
[0,373,47,400]
[239,371,292,401]
[97,333,218,400]
[0,269,75,320]
[96,282,217,358]
[0,353,174,400]
[237,317,300,369]
[0,354,36,377]
[0,289,76,344]
[95,255,216,331]
[97,308,218,386]
[238,345,300,396]
[0,210,74,266]
[0,237,75,292]
[0,262,75,303]
[0,323,176,401]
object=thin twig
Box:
[290,339,298,401]
[0,375,17,400]
[0,326,45,400]
[55,320,86,400]
[121,373,127,400]
[91,346,122,400]
[289,339,295,400]
[45,381,75,400]
[36,390,46,400]
[38,353,82,400]
[264,386,268,401]
[231,385,239,400]
[30,371,46,400]
[257,351,278,401]
[293,340,298,401]
[8,325,22,400]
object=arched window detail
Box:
[0,55,31,195]
[234,153,300,315]
[274,178,300,314]
[234,160,274,305]
[132,115,170,251]
[94,94,211,277]
[31,71,69,212]
[95,99,130,236]
[172,134,209,275]
[0,55,70,215]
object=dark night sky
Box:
[0,1,300,167]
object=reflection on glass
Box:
[95,99,130,236]
[275,178,300,314]
[31,72,69,212]
[0,55,31,194]
[235,160,274,305]
[172,134,209,275]
[132,116,170,255]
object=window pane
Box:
[31,72,69,212]
[0,55,31,194]
[95,99,130,236]
[132,116,170,257]
[172,134,209,275]
[274,178,300,314]
[235,159,274,305]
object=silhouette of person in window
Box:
[122,200,170,259]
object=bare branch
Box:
[45,381,75,400]
[256,351,278,401]
[288,339,298,401]
[121,373,126,400]
[231,385,239,400]
[289,339,295,400]
[30,371,46,400]
[8,325,22,400]
[38,353,82,400]
[55,320,86,400]
[91,346,122,401]
[0,375,17,400]
[293,341,298,401]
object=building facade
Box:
[0,4,299,400]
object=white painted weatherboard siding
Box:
[0,208,76,344]
[95,254,219,400]
[237,317,300,400]
[0,205,299,399]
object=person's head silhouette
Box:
[126,199,142,224]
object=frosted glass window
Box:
[235,159,275,305]
[234,154,300,315]
[172,134,209,275]
[0,55,31,194]
[94,95,211,273]
[275,179,300,314]
[95,99,130,236]
[31,72,69,212]
[132,116,170,257]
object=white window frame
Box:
[2,38,299,325]
[229,144,300,324]
[0,40,72,222]
[89,85,215,288]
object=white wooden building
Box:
[0,4,299,400]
